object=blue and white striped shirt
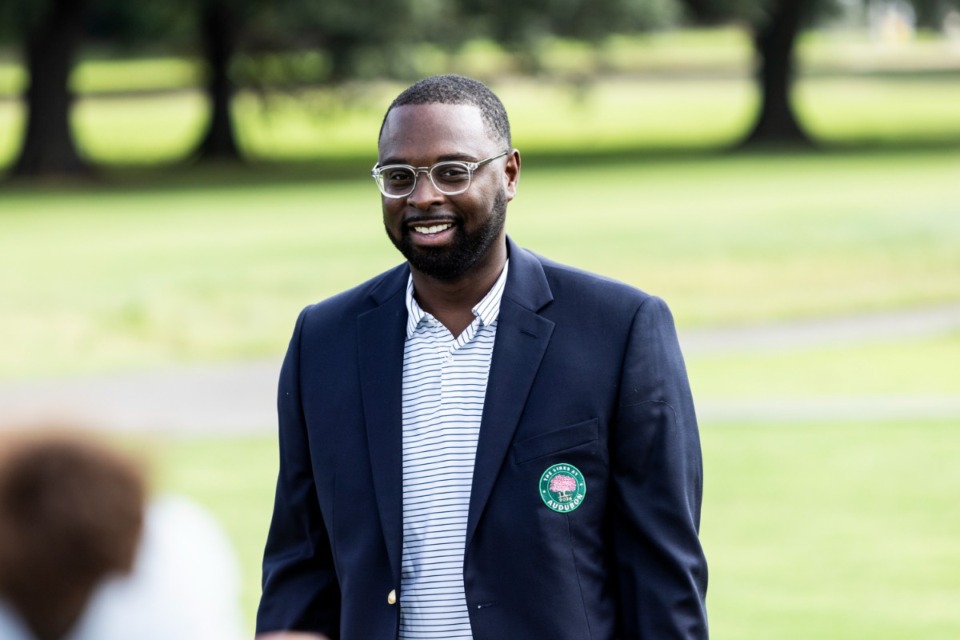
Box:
[398,262,509,640]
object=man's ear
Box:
[503,149,521,201]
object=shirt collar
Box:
[405,260,510,339]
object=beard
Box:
[387,189,507,281]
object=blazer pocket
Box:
[512,418,599,464]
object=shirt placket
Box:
[440,316,481,399]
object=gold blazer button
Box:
[387,589,397,605]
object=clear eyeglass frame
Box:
[371,150,510,198]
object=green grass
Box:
[152,435,278,633]
[688,331,960,399]
[1,148,957,379]
[70,56,203,95]
[151,417,960,638]
[701,419,960,640]
[73,92,210,163]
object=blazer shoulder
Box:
[532,251,654,312]
[299,262,407,329]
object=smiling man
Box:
[256,75,708,640]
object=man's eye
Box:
[434,165,470,182]
[385,169,413,183]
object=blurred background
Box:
[1,0,958,637]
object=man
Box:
[257,74,707,640]
[0,431,145,640]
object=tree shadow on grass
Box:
[1,136,958,194]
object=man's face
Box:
[377,103,518,281]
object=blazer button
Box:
[387,589,397,605]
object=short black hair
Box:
[379,74,512,148]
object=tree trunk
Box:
[742,0,812,147]
[196,0,242,161]
[913,0,946,32]
[12,0,89,177]
[327,34,356,83]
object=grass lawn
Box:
[153,417,960,638]
[687,331,960,399]
[1,147,957,379]
[700,418,960,640]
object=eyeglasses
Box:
[371,151,509,199]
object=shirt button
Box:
[387,589,397,605]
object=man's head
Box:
[0,432,146,640]
[376,75,520,282]
[379,74,511,150]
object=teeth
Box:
[413,223,452,235]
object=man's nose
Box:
[406,170,444,209]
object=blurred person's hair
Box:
[0,430,146,640]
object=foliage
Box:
[202,0,457,85]
[0,0,47,40]
[85,0,193,48]
[458,0,680,62]
[911,0,960,29]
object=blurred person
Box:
[0,432,145,640]
[69,494,246,640]
[257,74,707,640]
[0,430,246,640]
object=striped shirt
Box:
[398,262,509,640]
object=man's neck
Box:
[410,242,507,338]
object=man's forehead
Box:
[380,103,489,150]
[386,101,482,123]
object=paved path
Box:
[679,302,960,354]
[2,304,959,435]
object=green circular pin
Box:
[539,463,586,513]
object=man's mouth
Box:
[412,222,453,235]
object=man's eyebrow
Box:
[437,152,478,162]
[378,152,479,166]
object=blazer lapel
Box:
[466,240,555,548]
[358,265,408,584]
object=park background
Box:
[1,0,959,637]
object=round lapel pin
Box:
[539,463,586,513]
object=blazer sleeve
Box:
[611,295,708,639]
[256,308,341,637]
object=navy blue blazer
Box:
[257,238,708,639]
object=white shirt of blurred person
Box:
[68,495,246,640]
[0,598,36,640]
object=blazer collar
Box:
[359,264,408,583]
[467,237,555,548]
[501,235,554,312]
